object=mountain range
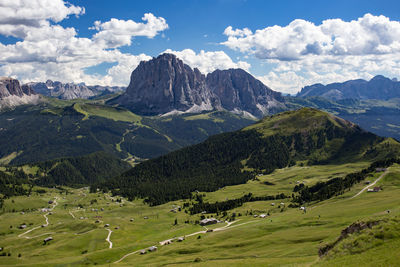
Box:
[28,80,124,100]
[297,75,400,100]
[110,53,285,118]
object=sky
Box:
[1,0,400,94]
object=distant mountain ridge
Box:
[0,77,40,109]
[28,80,124,100]
[110,53,285,118]
[297,75,400,100]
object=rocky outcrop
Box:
[111,53,221,115]
[297,75,400,100]
[207,69,285,118]
[29,80,124,100]
[0,77,39,109]
[111,53,285,117]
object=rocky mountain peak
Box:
[0,77,39,109]
[111,53,285,117]
[112,53,221,115]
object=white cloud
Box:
[92,13,168,48]
[223,14,400,60]
[163,49,250,73]
[0,1,167,86]
[222,14,400,94]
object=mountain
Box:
[98,108,400,205]
[0,77,40,109]
[297,75,400,100]
[110,53,221,115]
[207,69,285,118]
[109,53,286,118]
[28,80,124,100]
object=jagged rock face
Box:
[207,69,285,118]
[0,77,36,98]
[0,77,39,109]
[297,75,400,100]
[113,53,284,117]
[114,53,220,115]
[29,80,124,100]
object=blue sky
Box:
[1,0,400,93]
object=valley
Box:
[0,162,399,266]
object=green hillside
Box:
[99,108,400,205]
[0,102,253,164]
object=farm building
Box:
[148,246,157,252]
[199,218,218,226]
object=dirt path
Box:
[106,229,113,248]
[69,210,76,219]
[351,169,389,199]
[18,197,58,238]
[114,219,257,264]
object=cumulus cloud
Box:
[0,1,167,86]
[163,49,250,73]
[92,13,168,48]
[222,14,400,94]
[223,14,400,60]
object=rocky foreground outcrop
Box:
[110,53,286,118]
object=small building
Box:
[177,237,185,242]
[271,203,275,206]
[253,214,258,218]
[199,218,218,226]
[259,214,267,218]
[95,220,100,223]
[144,216,149,219]
[148,246,157,252]
[19,224,27,229]
[130,218,134,222]
[365,181,371,185]
[44,237,53,243]
[80,217,85,220]
[48,200,54,204]
[367,187,381,192]
[104,224,110,227]
[140,250,147,255]
[170,209,177,213]
[41,224,47,228]
[160,240,172,245]
[300,206,306,211]
[280,203,285,206]
[206,229,213,233]
[114,226,119,230]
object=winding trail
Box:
[114,219,257,264]
[106,229,113,249]
[351,169,389,199]
[18,197,58,239]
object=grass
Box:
[0,151,22,165]
[0,163,399,266]
[73,103,142,123]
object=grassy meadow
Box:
[0,163,399,266]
